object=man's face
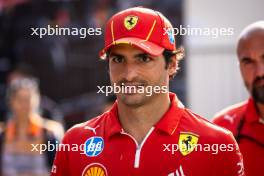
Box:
[237,31,264,103]
[108,44,176,107]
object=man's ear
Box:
[165,47,185,79]
[168,55,177,76]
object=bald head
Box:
[237,21,264,56]
[238,21,264,39]
[237,21,264,104]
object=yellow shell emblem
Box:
[124,15,138,30]
[178,132,199,156]
[82,163,107,176]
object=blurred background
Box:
[0,0,263,130]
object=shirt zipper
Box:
[121,127,155,168]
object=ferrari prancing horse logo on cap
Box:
[124,15,138,30]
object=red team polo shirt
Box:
[51,93,244,176]
[213,98,264,176]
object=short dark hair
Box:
[163,47,184,79]
[163,50,175,69]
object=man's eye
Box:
[111,56,124,63]
[138,55,152,62]
[241,57,253,65]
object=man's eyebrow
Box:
[240,56,251,60]
[108,52,124,58]
[134,53,151,58]
[240,56,254,63]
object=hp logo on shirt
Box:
[84,136,104,157]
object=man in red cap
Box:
[51,7,244,176]
[213,21,264,176]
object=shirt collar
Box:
[105,102,122,139]
[154,93,184,135]
[244,98,261,123]
[105,92,184,139]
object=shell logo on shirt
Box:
[178,132,199,156]
[82,163,108,176]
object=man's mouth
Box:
[254,78,264,87]
[120,83,146,94]
[121,82,145,86]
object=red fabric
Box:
[51,93,244,176]
[213,98,264,176]
[99,7,176,59]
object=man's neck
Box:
[117,93,171,144]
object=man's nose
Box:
[123,64,138,82]
[256,62,264,77]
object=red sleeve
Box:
[212,132,245,176]
[212,115,237,134]
[50,135,71,176]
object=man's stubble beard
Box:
[246,76,264,104]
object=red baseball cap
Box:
[99,7,176,59]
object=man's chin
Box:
[252,86,264,104]
[118,93,149,107]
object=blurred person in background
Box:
[213,21,264,176]
[7,63,63,121]
[0,78,64,176]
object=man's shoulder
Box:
[62,111,110,141]
[180,109,244,175]
[213,100,248,121]
[181,109,236,143]
[211,100,248,134]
